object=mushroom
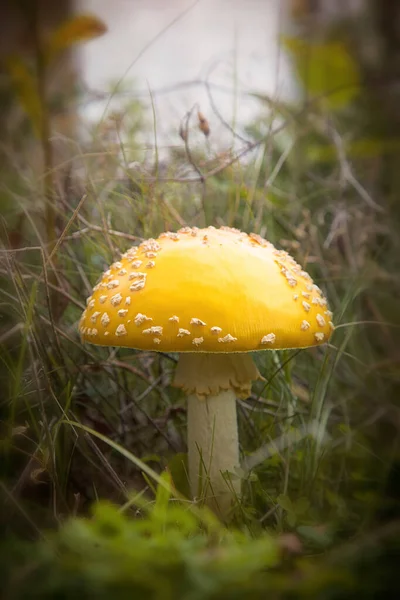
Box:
[79,226,334,519]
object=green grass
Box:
[1,26,400,597]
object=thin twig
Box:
[205,60,252,146]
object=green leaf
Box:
[276,494,293,512]
[154,471,172,517]
[167,453,190,499]
[287,511,297,527]
[141,453,161,463]
[91,501,125,538]
[294,497,310,515]
[3,55,42,136]
[282,36,360,109]
[46,14,107,64]
[297,525,333,548]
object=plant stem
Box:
[31,3,57,315]
[187,389,240,520]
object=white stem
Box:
[187,389,240,519]
[174,353,262,519]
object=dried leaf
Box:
[30,467,46,484]
[179,123,188,142]
[12,424,28,437]
[198,111,210,137]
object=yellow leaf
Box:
[308,138,400,163]
[4,55,42,136]
[282,36,360,110]
[291,382,310,403]
[46,14,107,63]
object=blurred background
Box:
[1,1,399,598]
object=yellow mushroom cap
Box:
[79,226,334,352]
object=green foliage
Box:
[0,498,351,599]
[2,496,399,599]
[276,494,310,528]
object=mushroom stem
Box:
[187,389,240,518]
[174,353,263,519]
